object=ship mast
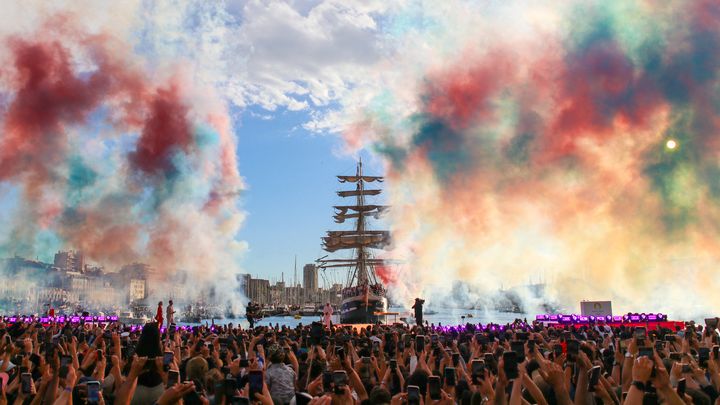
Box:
[356,159,367,286]
[317,159,389,289]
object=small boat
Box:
[293,314,302,320]
[300,304,318,316]
[117,311,149,325]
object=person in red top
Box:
[155,301,164,326]
[48,306,55,318]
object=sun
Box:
[666,139,677,150]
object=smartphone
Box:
[681,363,691,373]
[183,382,203,405]
[471,360,486,384]
[553,344,563,356]
[60,355,72,367]
[705,318,719,328]
[167,370,179,388]
[359,364,371,380]
[503,351,519,380]
[335,346,345,361]
[239,357,249,368]
[248,370,263,399]
[407,385,421,405]
[588,366,601,392]
[333,370,348,395]
[163,351,174,367]
[634,327,646,345]
[677,378,686,397]
[655,341,665,351]
[322,371,333,393]
[484,353,494,365]
[670,352,682,361]
[527,339,536,351]
[87,380,100,404]
[444,366,457,386]
[665,335,676,343]
[698,347,710,368]
[452,352,460,367]
[714,346,720,359]
[389,358,397,370]
[566,340,579,362]
[416,335,425,352]
[638,347,654,359]
[511,340,526,363]
[21,373,32,394]
[428,375,442,400]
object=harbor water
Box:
[180,307,529,328]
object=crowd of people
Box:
[0,315,718,405]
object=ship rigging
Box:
[317,160,391,324]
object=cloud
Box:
[131,0,393,120]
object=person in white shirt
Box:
[323,303,333,328]
[166,300,175,326]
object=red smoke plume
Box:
[129,85,193,176]
[0,40,106,184]
[425,52,514,129]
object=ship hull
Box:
[340,295,388,324]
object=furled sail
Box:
[322,233,391,252]
[326,230,389,238]
[317,258,388,268]
[337,189,381,197]
[333,207,387,222]
[337,175,384,183]
[333,205,389,214]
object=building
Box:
[118,263,154,302]
[303,264,318,301]
[241,274,271,305]
[53,250,84,273]
[129,279,147,302]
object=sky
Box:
[235,105,386,287]
[1,0,720,317]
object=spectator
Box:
[130,323,165,405]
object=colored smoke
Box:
[0,19,245,309]
[350,0,720,318]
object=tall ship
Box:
[317,160,390,324]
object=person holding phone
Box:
[129,323,165,405]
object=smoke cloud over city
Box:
[0,14,245,310]
[347,0,720,318]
